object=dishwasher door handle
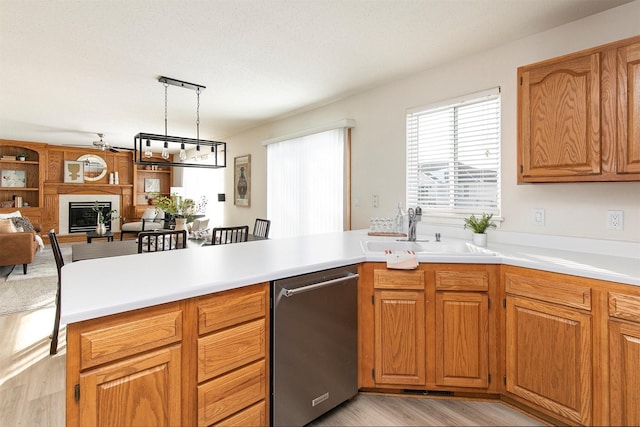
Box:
[281,273,359,297]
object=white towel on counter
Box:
[385,250,418,270]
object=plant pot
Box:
[96,223,107,235]
[17,156,26,161]
[472,233,487,247]
[174,218,188,231]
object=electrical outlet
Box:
[533,208,545,226]
[372,194,379,208]
[607,210,624,230]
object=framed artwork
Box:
[63,160,84,183]
[234,155,251,207]
[144,178,160,193]
[1,169,27,187]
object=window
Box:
[266,124,352,238]
[406,87,501,217]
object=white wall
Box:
[221,1,640,243]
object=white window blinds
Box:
[406,88,501,216]
[266,128,347,238]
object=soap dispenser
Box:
[395,202,405,234]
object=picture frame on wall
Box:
[234,155,251,207]
[144,178,160,193]
[1,169,27,187]
[63,160,84,183]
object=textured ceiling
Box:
[0,0,632,150]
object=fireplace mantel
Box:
[44,182,133,238]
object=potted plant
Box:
[16,152,27,161]
[92,201,118,235]
[463,213,496,247]
[152,193,205,230]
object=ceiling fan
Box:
[63,133,133,152]
[93,133,130,152]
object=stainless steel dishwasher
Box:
[271,264,359,426]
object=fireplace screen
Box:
[69,201,112,233]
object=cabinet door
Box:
[79,345,182,427]
[435,292,488,389]
[609,320,640,426]
[617,41,640,174]
[506,296,592,425]
[519,53,601,180]
[374,289,425,386]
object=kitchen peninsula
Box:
[62,230,640,426]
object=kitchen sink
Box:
[361,240,496,256]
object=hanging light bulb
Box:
[179,142,187,161]
[161,141,170,160]
[144,139,153,158]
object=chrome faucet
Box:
[407,207,422,242]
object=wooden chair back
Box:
[48,229,64,355]
[137,229,187,253]
[253,218,271,239]
[211,226,249,245]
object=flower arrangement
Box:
[463,213,496,234]
[92,201,118,224]
[152,193,207,223]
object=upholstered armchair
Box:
[0,212,43,274]
[120,208,166,240]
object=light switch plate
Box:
[533,208,545,226]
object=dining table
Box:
[72,233,266,262]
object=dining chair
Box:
[48,229,64,355]
[137,229,187,253]
[253,218,271,239]
[211,225,249,245]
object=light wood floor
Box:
[0,305,546,427]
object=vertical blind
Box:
[267,128,346,238]
[406,87,501,216]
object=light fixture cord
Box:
[196,87,201,145]
[164,82,169,139]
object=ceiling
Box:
[0,0,631,151]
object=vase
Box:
[237,166,248,199]
[174,218,188,231]
[472,233,487,247]
[96,223,107,235]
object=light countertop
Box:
[60,229,640,325]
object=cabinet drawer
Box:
[198,360,266,427]
[609,292,640,323]
[198,319,266,383]
[198,284,267,336]
[214,401,266,427]
[374,269,424,290]
[79,310,182,370]
[435,271,489,291]
[504,272,591,311]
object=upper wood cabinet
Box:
[518,35,640,182]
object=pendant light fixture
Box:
[134,76,226,169]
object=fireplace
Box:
[58,194,121,235]
[69,201,112,233]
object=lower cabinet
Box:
[66,283,269,427]
[79,345,182,426]
[504,268,593,426]
[373,269,426,386]
[359,263,496,393]
[608,291,640,426]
